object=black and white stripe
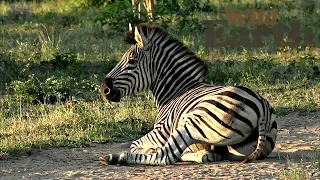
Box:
[100,23,277,165]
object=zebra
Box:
[131,0,155,21]
[99,23,277,166]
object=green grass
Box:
[0,95,157,158]
[0,0,319,166]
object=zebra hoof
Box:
[202,152,223,163]
[99,154,119,165]
[197,151,223,163]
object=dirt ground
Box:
[1,111,319,180]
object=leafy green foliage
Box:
[93,0,143,34]
[177,16,206,33]
[49,51,77,70]
[176,0,201,15]
[5,51,100,104]
[72,0,117,8]
[10,73,99,104]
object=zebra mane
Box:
[123,23,209,79]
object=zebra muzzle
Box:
[101,78,121,102]
[105,88,121,102]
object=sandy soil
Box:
[1,111,319,180]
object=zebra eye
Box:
[128,59,138,65]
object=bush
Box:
[93,0,144,34]
[176,16,205,33]
[176,0,201,15]
[49,51,77,70]
[10,73,99,104]
[0,54,22,88]
[10,74,71,104]
[6,51,100,104]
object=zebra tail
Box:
[241,100,272,164]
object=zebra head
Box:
[101,23,154,102]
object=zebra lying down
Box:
[99,23,277,165]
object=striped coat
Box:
[99,23,277,165]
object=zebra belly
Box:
[184,116,252,146]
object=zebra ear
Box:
[134,26,148,48]
[129,23,132,31]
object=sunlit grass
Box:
[0,0,75,16]
[30,0,75,15]
[0,1,9,16]
[0,95,157,158]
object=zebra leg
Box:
[129,127,168,154]
[115,117,241,165]
[143,0,155,21]
[99,153,120,165]
[100,127,168,165]
[179,144,223,163]
[112,124,195,165]
[180,150,223,163]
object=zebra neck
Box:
[150,71,206,109]
[147,33,207,108]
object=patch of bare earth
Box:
[1,111,319,180]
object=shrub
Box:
[49,51,77,70]
[176,0,201,15]
[10,73,99,104]
[6,50,99,104]
[93,0,143,34]
[176,16,205,33]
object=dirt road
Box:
[1,111,319,180]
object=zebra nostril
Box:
[104,87,111,95]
